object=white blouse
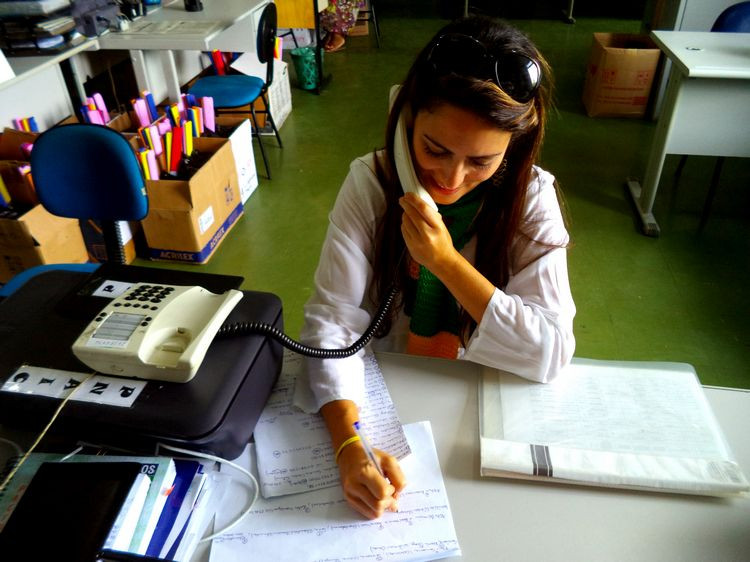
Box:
[300,153,576,411]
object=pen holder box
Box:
[0,204,88,282]
[136,137,244,264]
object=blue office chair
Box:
[31,123,148,263]
[189,2,282,179]
[0,124,148,298]
[713,1,750,31]
[673,1,750,229]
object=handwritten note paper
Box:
[253,353,411,498]
[210,421,461,562]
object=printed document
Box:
[479,358,750,495]
[253,352,411,497]
[210,421,460,562]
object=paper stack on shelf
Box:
[479,357,750,496]
[0,0,71,17]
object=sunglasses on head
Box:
[427,33,542,104]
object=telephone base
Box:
[0,267,283,459]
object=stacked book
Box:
[0,452,226,560]
[0,2,84,55]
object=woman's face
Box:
[412,103,512,206]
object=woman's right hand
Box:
[321,399,407,519]
[336,441,406,519]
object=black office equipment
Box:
[0,265,282,459]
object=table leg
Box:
[159,50,182,103]
[312,0,330,94]
[129,49,153,95]
[626,68,684,237]
[563,0,575,23]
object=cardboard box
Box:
[79,219,138,264]
[0,204,89,282]
[0,128,37,160]
[140,137,243,264]
[106,111,137,133]
[582,33,661,118]
[214,116,259,204]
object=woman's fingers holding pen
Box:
[376,449,407,498]
[338,446,404,519]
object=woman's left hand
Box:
[399,193,457,275]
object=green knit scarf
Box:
[404,185,486,340]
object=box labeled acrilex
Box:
[582,33,661,118]
[140,137,244,264]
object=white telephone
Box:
[390,85,439,212]
[72,283,243,383]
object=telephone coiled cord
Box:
[216,285,398,358]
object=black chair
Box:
[673,1,750,229]
[189,2,282,179]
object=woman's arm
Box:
[400,192,495,324]
[399,176,576,383]
[300,156,406,518]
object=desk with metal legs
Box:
[98,0,269,103]
[626,31,750,236]
[377,352,750,562]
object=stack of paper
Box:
[210,421,461,562]
[253,352,411,498]
[479,358,750,496]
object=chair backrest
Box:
[256,1,278,87]
[712,1,750,32]
[30,123,148,222]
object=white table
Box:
[626,31,750,236]
[376,352,750,562]
[97,0,269,103]
[4,350,748,561]
[0,39,98,128]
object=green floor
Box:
[136,15,750,389]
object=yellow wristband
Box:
[334,435,361,464]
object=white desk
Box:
[3,351,748,561]
[0,39,98,128]
[98,0,269,103]
[626,31,750,236]
[376,352,750,562]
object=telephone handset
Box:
[72,283,243,383]
[390,85,439,212]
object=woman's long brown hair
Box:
[371,16,557,341]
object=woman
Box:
[300,16,576,519]
[320,1,362,52]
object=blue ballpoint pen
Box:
[353,421,385,477]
